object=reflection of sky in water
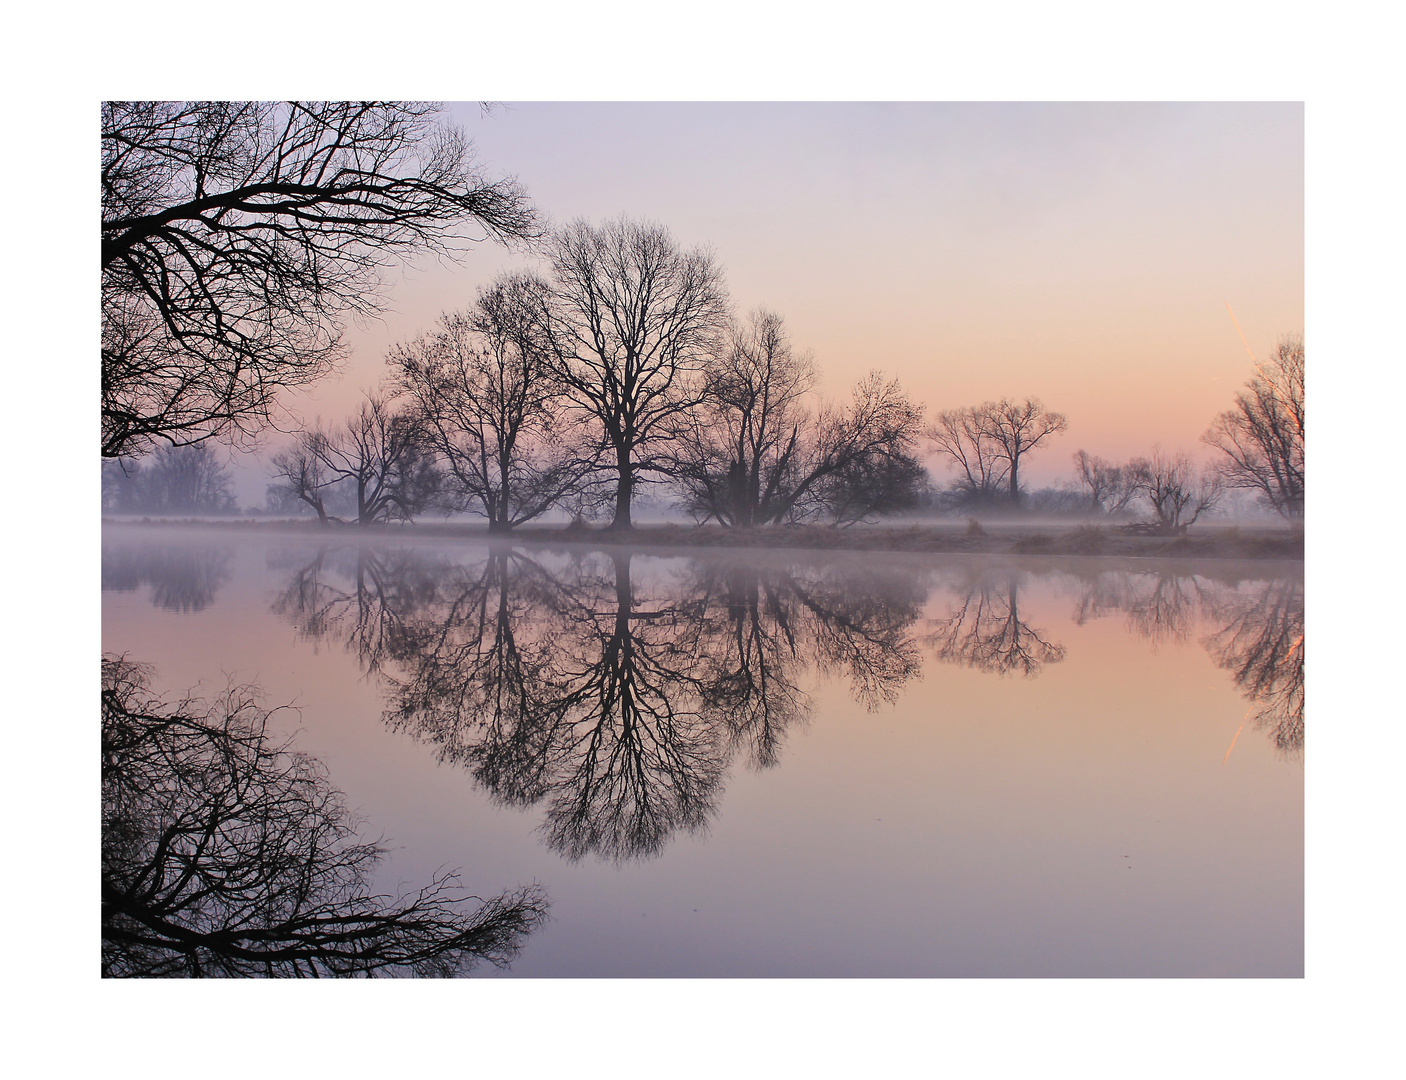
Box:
[102,525,1303,976]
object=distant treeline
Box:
[253,220,1303,535]
[103,443,237,516]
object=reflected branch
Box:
[101,655,547,977]
[1203,580,1304,758]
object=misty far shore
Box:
[101,517,1303,562]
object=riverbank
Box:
[102,517,1304,562]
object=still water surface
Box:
[101,524,1303,976]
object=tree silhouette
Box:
[979,398,1069,505]
[669,310,926,526]
[1071,450,1137,515]
[101,656,547,977]
[1124,449,1223,535]
[270,390,442,525]
[544,217,731,529]
[927,399,1066,507]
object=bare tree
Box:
[102,101,538,458]
[926,406,1009,505]
[271,391,440,525]
[1071,449,1137,515]
[1202,334,1305,518]
[671,311,926,527]
[543,217,731,529]
[978,398,1069,505]
[101,656,547,977]
[1126,449,1224,535]
[392,273,599,531]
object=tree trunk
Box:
[611,448,634,530]
[1008,455,1021,505]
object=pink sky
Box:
[270,102,1302,498]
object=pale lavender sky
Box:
[268,101,1302,500]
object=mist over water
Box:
[102,524,1302,976]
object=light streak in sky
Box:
[1225,300,1296,412]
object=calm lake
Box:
[101,523,1303,977]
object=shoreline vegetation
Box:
[101,517,1304,562]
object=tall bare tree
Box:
[669,309,815,525]
[1202,334,1305,518]
[391,273,598,531]
[102,101,537,458]
[543,217,730,529]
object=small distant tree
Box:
[1127,449,1224,535]
[1071,449,1137,515]
[391,273,598,532]
[544,217,731,529]
[270,391,440,525]
[1202,334,1304,518]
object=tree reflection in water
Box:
[269,544,1304,861]
[927,573,1066,676]
[1069,568,1304,757]
[269,545,447,675]
[1203,579,1304,758]
[102,543,233,613]
[276,545,925,862]
[101,655,548,977]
